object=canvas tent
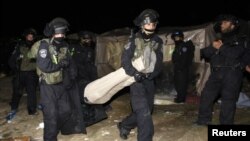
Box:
[67,20,249,104]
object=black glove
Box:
[59,59,69,68]
[134,71,146,82]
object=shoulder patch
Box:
[182,47,187,52]
[39,49,47,58]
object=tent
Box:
[68,20,250,104]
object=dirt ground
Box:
[0,76,250,141]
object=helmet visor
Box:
[142,16,158,25]
[54,26,68,34]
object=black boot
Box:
[117,122,130,140]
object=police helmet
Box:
[217,14,239,25]
[43,17,69,37]
[78,31,94,38]
[213,14,239,33]
[78,31,96,43]
[171,30,184,40]
[134,9,159,26]
[23,28,37,37]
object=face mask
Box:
[141,28,155,39]
[80,38,95,47]
[26,40,34,47]
[144,28,155,34]
[54,37,65,43]
[174,40,184,46]
[141,31,154,39]
[81,42,94,47]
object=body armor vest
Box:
[19,45,36,71]
[36,39,68,84]
[133,37,158,73]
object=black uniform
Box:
[119,32,163,141]
[70,42,107,126]
[172,40,195,102]
[37,40,85,141]
[197,34,250,125]
[70,43,97,102]
[8,40,38,115]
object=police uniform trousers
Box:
[198,68,243,124]
[40,81,71,141]
[120,79,155,141]
[173,69,189,102]
[10,71,38,114]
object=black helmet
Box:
[78,31,96,47]
[23,28,37,37]
[213,14,239,33]
[134,9,159,26]
[217,14,239,25]
[171,30,184,40]
[78,31,95,39]
[78,31,96,43]
[43,17,69,37]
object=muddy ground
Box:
[0,76,250,141]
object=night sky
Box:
[1,0,250,38]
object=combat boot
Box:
[117,122,130,140]
[6,110,17,122]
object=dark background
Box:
[0,0,250,74]
[1,0,250,38]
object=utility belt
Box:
[211,63,242,72]
[40,79,63,86]
[38,69,63,85]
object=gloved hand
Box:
[134,71,146,82]
[59,59,69,68]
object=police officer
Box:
[70,31,97,103]
[196,15,250,125]
[117,9,163,141]
[70,31,107,126]
[171,30,195,103]
[36,17,85,141]
[6,28,38,121]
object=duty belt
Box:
[211,63,242,72]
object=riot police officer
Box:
[70,31,97,103]
[70,31,107,126]
[171,30,195,103]
[196,15,250,125]
[6,28,38,121]
[35,17,85,141]
[117,9,163,141]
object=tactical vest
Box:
[30,39,68,84]
[133,37,158,73]
[19,44,36,71]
